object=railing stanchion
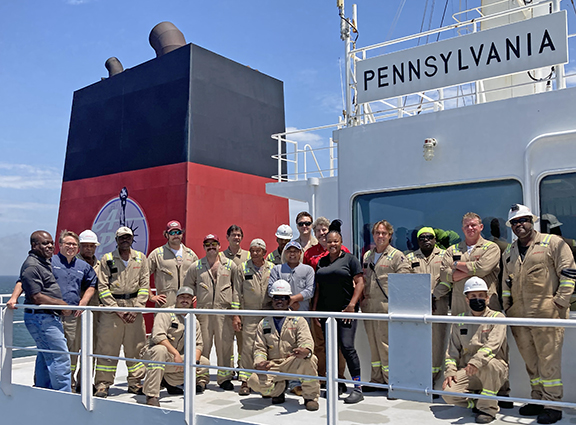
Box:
[326,317,338,425]
[1,307,13,396]
[184,313,197,425]
[81,310,93,411]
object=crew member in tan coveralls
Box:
[222,224,249,372]
[502,204,575,424]
[184,233,238,390]
[143,286,210,407]
[94,226,150,397]
[443,277,508,424]
[407,227,448,386]
[148,220,198,308]
[249,279,320,411]
[231,238,273,395]
[440,212,501,316]
[362,219,410,390]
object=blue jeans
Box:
[24,312,72,392]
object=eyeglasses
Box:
[204,242,219,247]
[297,221,312,227]
[510,217,532,226]
[63,242,78,247]
[168,230,182,236]
[272,295,291,301]
[418,235,434,241]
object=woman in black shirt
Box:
[313,221,364,404]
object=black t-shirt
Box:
[315,251,362,312]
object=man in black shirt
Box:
[20,230,72,392]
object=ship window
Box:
[352,180,522,258]
[540,172,576,261]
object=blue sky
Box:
[1,1,574,274]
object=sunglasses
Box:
[510,217,532,226]
[297,221,312,227]
[204,242,219,247]
[273,295,291,301]
[168,230,182,236]
[418,234,434,241]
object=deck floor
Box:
[10,355,576,425]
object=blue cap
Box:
[284,241,302,251]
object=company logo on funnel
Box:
[92,188,149,258]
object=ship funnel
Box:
[149,22,186,57]
[105,57,124,77]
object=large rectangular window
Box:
[352,180,523,257]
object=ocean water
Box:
[0,275,37,358]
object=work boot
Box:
[161,378,184,395]
[94,387,108,398]
[272,392,286,404]
[338,382,348,395]
[146,396,160,407]
[305,399,319,411]
[498,396,514,409]
[361,385,381,393]
[475,412,495,424]
[196,383,206,394]
[537,409,562,424]
[219,380,234,391]
[127,385,144,395]
[239,381,250,396]
[519,403,545,416]
[343,389,364,404]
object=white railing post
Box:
[1,307,13,396]
[325,317,338,425]
[277,136,282,182]
[184,313,197,425]
[81,309,94,411]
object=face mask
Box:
[469,298,486,312]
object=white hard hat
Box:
[542,213,563,229]
[463,277,488,294]
[506,204,539,227]
[269,279,292,296]
[79,230,100,246]
[275,224,293,240]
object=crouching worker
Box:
[143,286,210,407]
[248,280,320,411]
[443,277,509,424]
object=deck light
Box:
[423,138,437,161]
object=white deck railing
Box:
[2,300,576,425]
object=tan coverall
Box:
[65,255,101,389]
[248,316,319,401]
[362,246,411,384]
[183,253,238,384]
[443,308,509,417]
[407,247,449,383]
[142,312,209,397]
[439,237,501,316]
[232,259,273,382]
[148,243,198,308]
[95,248,149,390]
[223,247,249,368]
[266,249,283,266]
[502,232,575,402]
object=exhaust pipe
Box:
[105,57,124,77]
[149,22,186,58]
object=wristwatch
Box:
[305,350,312,359]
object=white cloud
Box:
[284,126,328,149]
[0,163,61,189]
[66,0,90,4]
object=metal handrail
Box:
[3,302,576,423]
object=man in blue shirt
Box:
[268,241,315,312]
[54,230,98,392]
